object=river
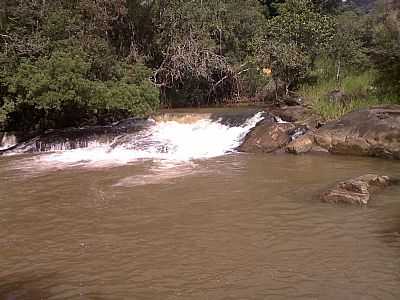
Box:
[1,111,400,299]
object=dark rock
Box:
[272,106,308,122]
[314,106,400,159]
[282,95,304,106]
[271,105,321,129]
[321,174,396,205]
[238,119,296,153]
[0,117,152,154]
[211,110,270,127]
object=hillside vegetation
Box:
[0,0,399,131]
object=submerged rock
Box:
[321,174,396,205]
[314,106,400,159]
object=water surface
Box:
[1,153,400,299]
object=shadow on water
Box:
[0,273,107,300]
[377,211,400,247]
[0,273,54,300]
[369,185,400,248]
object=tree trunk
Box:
[336,58,341,87]
[0,1,7,31]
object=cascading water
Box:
[0,133,17,150]
[16,111,265,168]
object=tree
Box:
[255,0,335,95]
[312,0,342,12]
[372,3,400,95]
[149,0,266,106]
[258,0,285,17]
[1,48,159,130]
[327,10,370,84]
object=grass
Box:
[300,70,398,121]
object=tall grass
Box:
[300,67,398,121]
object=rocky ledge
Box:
[238,105,323,154]
[240,105,400,160]
[238,117,297,153]
[320,174,397,205]
[314,106,400,159]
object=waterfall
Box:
[0,133,17,150]
[17,111,265,167]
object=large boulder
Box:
[238,119,296,153]
[321,174,396,205]
[314,106,400,159]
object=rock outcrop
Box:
[240,105,400,159]
[321,174,396,205]
[238,118,296,153]
[314,106,400,159]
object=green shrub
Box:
[1,49,159,130]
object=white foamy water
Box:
[0,133,17,150]
[30,112,265,168]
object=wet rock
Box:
[314,106,400,159]
[211,110,269,127]
[0,117,152,154]
[321,174,395,205]
[238,119,296,153]
[271,105,321,129]
[286,134,314,154]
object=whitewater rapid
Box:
[27,112,265,168]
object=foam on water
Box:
[0,133,17,150]
[31,112,265,168]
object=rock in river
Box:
[238,119,296,153]
[321,174,396,205]
[314,106,400,159]
[286,134,315,154]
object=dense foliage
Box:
[0,0,399,131]
[0,0,159,131]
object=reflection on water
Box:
[0,153,400,299]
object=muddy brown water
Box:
[1,153,400,299]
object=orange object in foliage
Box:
[262,68,272,77]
